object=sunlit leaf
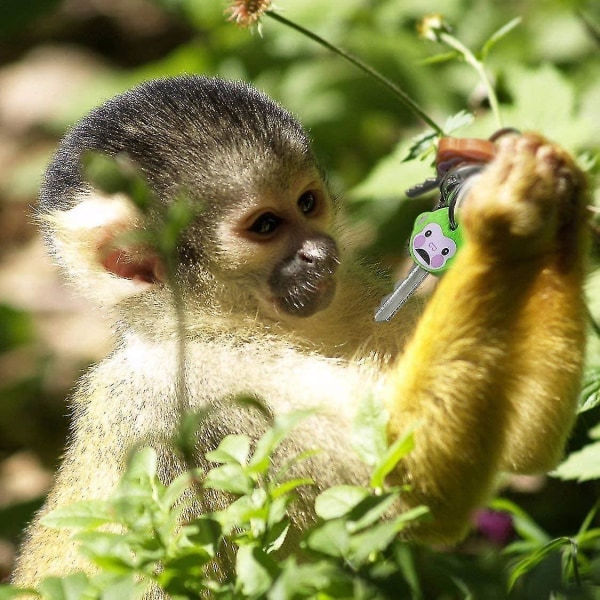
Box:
[370,425,417,490]
[41,501,113,530]
[205,434,251,465]
[351,394,389,467]
[443,110,474,135]
[314,486,370,520]
[0,585,39,599]
[346,492,400,533]
[37,573,90,600]
[75,531,138,572]
[235,545,276,596]
[203,463,254,495]
[249,410,314,472]
[552,441,600,482]
[578,368,600,413]
[305,519,350,558]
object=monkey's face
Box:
[215,173,340,320]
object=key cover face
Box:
[409,207,462,274]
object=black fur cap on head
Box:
[39,75,316,216]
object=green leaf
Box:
[159,197,197,255]
[122,447,158,486]
[249,410,313,473]
[0,586,39,599]
[37,573,90,600]
[264,518,291,554]
[578,368,600,413]
[348,521,402,565]
[162,546,212,576]
[41,500,113,531]
[370,426,417,490]
[171,409,211,464]
[576,499,600,539]
[586,268,600,322]
[205,434,251,465]
[82,152,153,211]
[551,441,600,482]
[162,470,199,510]
[508,537,575,590]
[273,449,320,484]
[590,423,600,440]
[345,492,400,533]
[305,519,350,558]
[270,477,314,500]
[203,463,254,495]
[268,558,349,599]
[351,394,389,467]
[185,516,222,550]
[266,495,292,529]
[348,507,428,566]
[215,491,267,533]
[75,531,139,572]
[94,573,150,600]
[235,545,276,597]
[418,50,461,66]
[393,544,423,599]
[401,111,472,164]
[443,110,475,135]
[480,17,522,61]
[314,486,370,520]
[489,498,550,545]
[402,130,438,164]
[489,498,550,544]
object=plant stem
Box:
[438,32,503,129]
[266,11,444,135]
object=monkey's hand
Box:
[386,132,589,543]
[460,131,587,261]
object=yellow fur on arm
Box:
[384,249,542,542]
[499,260,587,472]
[383,132,589,542]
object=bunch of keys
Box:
[374,134,502,322]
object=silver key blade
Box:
[374,264,429,322]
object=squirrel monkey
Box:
[12,75,589,587]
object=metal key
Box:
[374,264,429,322]
[374,162,484,323]
[374,203,464,322]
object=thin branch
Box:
[266,11,444,135]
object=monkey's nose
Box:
[297,237,339,269]
[299,247,320,264]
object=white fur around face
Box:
[43,192,155,307]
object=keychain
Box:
[374,134,507,322]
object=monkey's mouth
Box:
[272,275,337,318]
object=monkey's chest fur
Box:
[75,333,375,531]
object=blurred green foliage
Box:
[0,0,61,37]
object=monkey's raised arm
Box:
[384,133,588,542]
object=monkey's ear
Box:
[42,193,165,307]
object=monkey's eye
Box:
[298,191,318,215]
[249,212,281,236]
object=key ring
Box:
[374,129,518,322]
